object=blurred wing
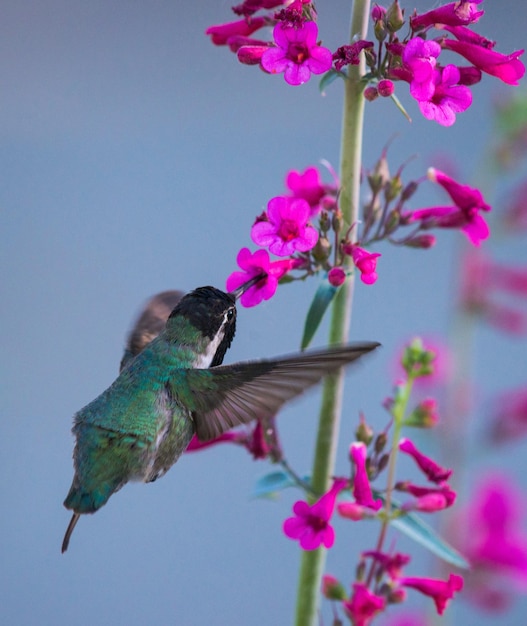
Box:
[187,342,380,441]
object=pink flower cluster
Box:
[206,1,332,85]
[357,2,524,126]
[226,165,382,307]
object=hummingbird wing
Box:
[181,342,380,441]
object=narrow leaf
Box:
[319,69,346,94]
[252,470,311,499]
[390,92,412,122]
[301,278,340,350]
[392,512,470,569]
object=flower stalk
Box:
[293,1,371,624]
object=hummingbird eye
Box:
[226,308,235,322]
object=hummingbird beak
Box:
[229,273,267,300]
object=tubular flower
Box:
[205,17,266,46]
[442,38,525,86]
[398,574,464,615]
[261,21,332,85]
[410,1,484,30]
[416,64,472,126]
[283,478,347,550]
[348,245,381,285]
[350,442,383,510]
[399,438,452,483]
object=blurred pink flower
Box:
[399,438,452,483]
[205,17,266,46]
[490,387,527,443]
[343,582,386,626]
[261,21,332,85]
[398,574,463,615]
[285,166,329,214]
[349,245,381,285]
[283,478,347,550]
[350,442,383,510]
[453,474,527,611]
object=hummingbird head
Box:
[165,274,265,367]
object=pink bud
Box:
[378,79,394,97]
[328,266,347,287]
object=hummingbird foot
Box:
[61,512,80,553]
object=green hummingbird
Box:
[62,277,379,552]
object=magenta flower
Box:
[285,166,328,214]
[363,550,411,579]
[378,79,394,97]
[398,574,464,615]
[261,21,332,85]
[453,474,527,610]
[407,168,491,246]
[226,247,295,307]
[416,65,473,126]
[443,38,525,86]
[396,481,457,507]
[403,38,442,101]
[343,583,386,626]
[251,196,319,256]
[350,442,383,510]
[205,17,266,46]
[348,245,381,285]
[237,44,269,65]
[283,478,347,550]
[410,1,484,30]
[186,431,244,452]
[399,438,452,483]
[337,501,374,521]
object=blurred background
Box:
[1,1,526,624]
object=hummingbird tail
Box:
[61,512,80,553]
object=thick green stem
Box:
[293,2,371,624]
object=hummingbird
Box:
[62,276,380,552]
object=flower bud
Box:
[355,416,374,445]
[364,86,379,101]
[404,398,439,427]
[385,174,403,202]
[374,432,387,454]
[404,234,437,249]
[321,574,348,601]
[378,79,394,97]
[311,235,332,263]
[328,266,347,287]
[386,0,405,32]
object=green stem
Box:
[293,1,371,624]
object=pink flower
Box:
[337,501,376,521]
[362,550,411,579]
[283,478,347,550]
[328,267,346,287]
[350,442,383,510]
[410,1,484,30]
[232,0,283,18]
[251,196,319,256]
[205,17,266,46]
[416,65,473,126]
[186,431,244,452]
[399,438,452,483]
[443,38,525,86]
[237,44,269,65]
[348,245,381,285]
[226,247,295,307]
[261,22,332,85]
[453,474,527,610]
[396,481,457,507]
[398,574,464,615]
[403,38,442,101]
[285,166,329,214]
[407,168,491,246]
[343,583,386,626]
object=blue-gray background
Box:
[1,2,526,625]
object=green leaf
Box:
[251,471,309,499]
[301,278,340,350]
[391,512,470,569]
[319,69,346,94]
[390,92,412,122]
